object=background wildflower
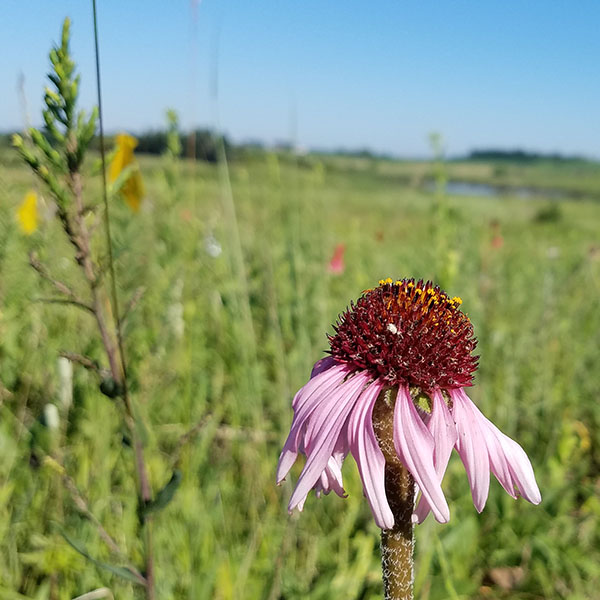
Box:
[328,243,346,274]
[109,133,145,212]
[16,191,39,234]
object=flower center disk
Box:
[328,278,478,391]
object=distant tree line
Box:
[1,131,594,165]
[0,129,235,163]
[93,128,234,163]
[467,149,588,163]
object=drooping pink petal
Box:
[315,455,346,498]
[347,379,394,529]
[480,420,518,499]
[450,388,491,512]
[393,385,450,523]
[314,434,348,498]
[296,453,347,508]
[294,361,349,409]
[310,356,338,380]
[496,433,541,505]
[328,432,349,492]
[315,469,331,498]
[478,414,541,505]
[293,436,347,501]
[414,388,458,523]
[288,371,370,513]
[289,366,350,449]
[277,364,350,483]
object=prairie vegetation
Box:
[1,17,600,600]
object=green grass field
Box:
[1,147,600,599]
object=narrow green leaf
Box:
[142,471,182,517]
[58,526,144,586]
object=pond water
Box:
[426,180,566,200]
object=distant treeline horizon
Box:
[0,130,595,164]
[465,149,592,163]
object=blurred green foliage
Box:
[1,142,599,598]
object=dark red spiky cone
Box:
[328,278,478,392]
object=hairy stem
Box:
[372,388,416,600]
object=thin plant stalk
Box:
[372,388,416,600]
[91,1,155,597]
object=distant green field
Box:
[1,148,600,599]
[321,153,600,198]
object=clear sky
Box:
[2,0,599,158]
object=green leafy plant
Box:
[12,18,176,600]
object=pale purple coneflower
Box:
[277,278,541,599]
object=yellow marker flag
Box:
[109,133,145,212]
[17,191,38,234]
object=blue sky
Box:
[2,0,600,158]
